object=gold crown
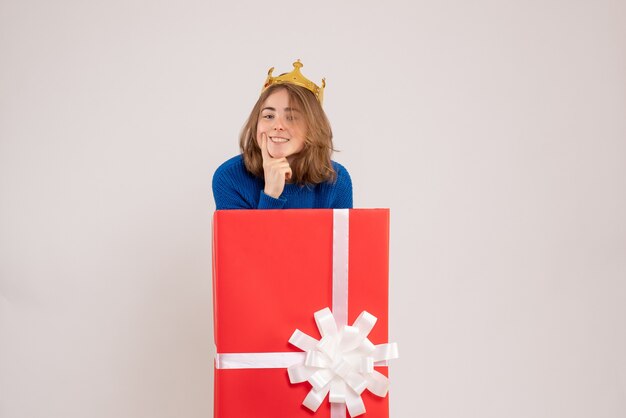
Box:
[263,60,326,104]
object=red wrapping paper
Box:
[212,209,390,418]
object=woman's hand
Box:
[261,133,292,198]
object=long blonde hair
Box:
[239,83,336,185]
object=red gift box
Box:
[212,209,392,418]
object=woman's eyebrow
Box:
[261,107,300,112]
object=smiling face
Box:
[256,88,307,161]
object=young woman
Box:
[212,61,352,210]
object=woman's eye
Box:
[262,114,274,119]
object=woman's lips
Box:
[270,136,289,143]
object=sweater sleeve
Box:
[212,163,253,209]
[331,163,353,209]
[258,191,287,209]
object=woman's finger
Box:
[260,133,272,162]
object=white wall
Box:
[1,1,625,417]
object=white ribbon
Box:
[216,352,305,369]
[288,308,399,417]
[215,209,399,417]
[333,209,350,327]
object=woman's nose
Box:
[272,116,285,130]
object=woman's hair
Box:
[239,83,336,185]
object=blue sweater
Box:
[212,155,353,210]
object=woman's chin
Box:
[267,147,289,159]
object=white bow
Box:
[288,307,399,417]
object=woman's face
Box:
[256,88,307,161]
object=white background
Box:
[1,0,625,417]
